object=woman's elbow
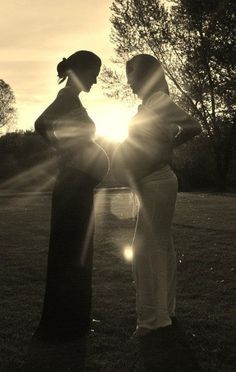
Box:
[194,121,202,136]
[34,118,44,135]
[186,116,202,137]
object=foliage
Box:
[99,66,133,102]
[172,135,218,190]
[0,79,16,131]
[0,131,57,191]
[105,0,236,189]
[0,130,235,191]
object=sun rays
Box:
[0,157,56,207]
[94,107,130,142]
[0,84,147,232]
[80,188,107,267]
[67,70,86,93]
[123,245,133,262]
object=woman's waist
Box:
[138,165,177,184]
[57,142,109,184]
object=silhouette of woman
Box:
[33,51,109,341]
[112,54,201,337]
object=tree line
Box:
[0,129,234,192]
[0,0,235,191]
[101,0,235,190]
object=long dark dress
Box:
[34,87,107,341]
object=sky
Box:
[1,0,135,140]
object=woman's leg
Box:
[133,175,178,330]
[37,170,95,340]
[167,235,177,318]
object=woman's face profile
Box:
[76,65,101,92]
[126,64,140,95]
[126,61,148,98]
[127,59,164,99]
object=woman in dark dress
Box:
[33,50,109,341]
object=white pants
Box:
[132,166,178,329]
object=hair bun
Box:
[62,57,68,66]
[56,51,101,84]
[57,57,69,81]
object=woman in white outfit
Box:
[113,54,201,337]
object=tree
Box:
[0,131,57,191]
[105,0,235,190]
[0,79,16,132]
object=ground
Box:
[0,190,235,371]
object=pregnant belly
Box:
[60,141,110,185]
[112,140,171,186]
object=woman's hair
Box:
[57,50,102,84]
[126,54,169,95]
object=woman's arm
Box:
[35,113,59,149]
[171,112,202,147]
[163,95,201,147]
[35,89,78,148]
[146,92,202,147]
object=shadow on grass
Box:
[134,325,201,372]
[24,335,87,372]
[103,212,136,227]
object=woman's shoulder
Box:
[57,86,80,102]
[145,91,171,111]
[51,86,81,113]
[145,91,188,123]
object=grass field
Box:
[0,190,235,371]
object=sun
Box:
[92,104,135,142]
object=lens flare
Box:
[123,245,133,261]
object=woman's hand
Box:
[34,87,79,148]
[35,117,59,149]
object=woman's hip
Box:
[134,167,178,227]
[136,166,178,201]
[138,165,177,186]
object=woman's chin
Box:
[84,85,92,92]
